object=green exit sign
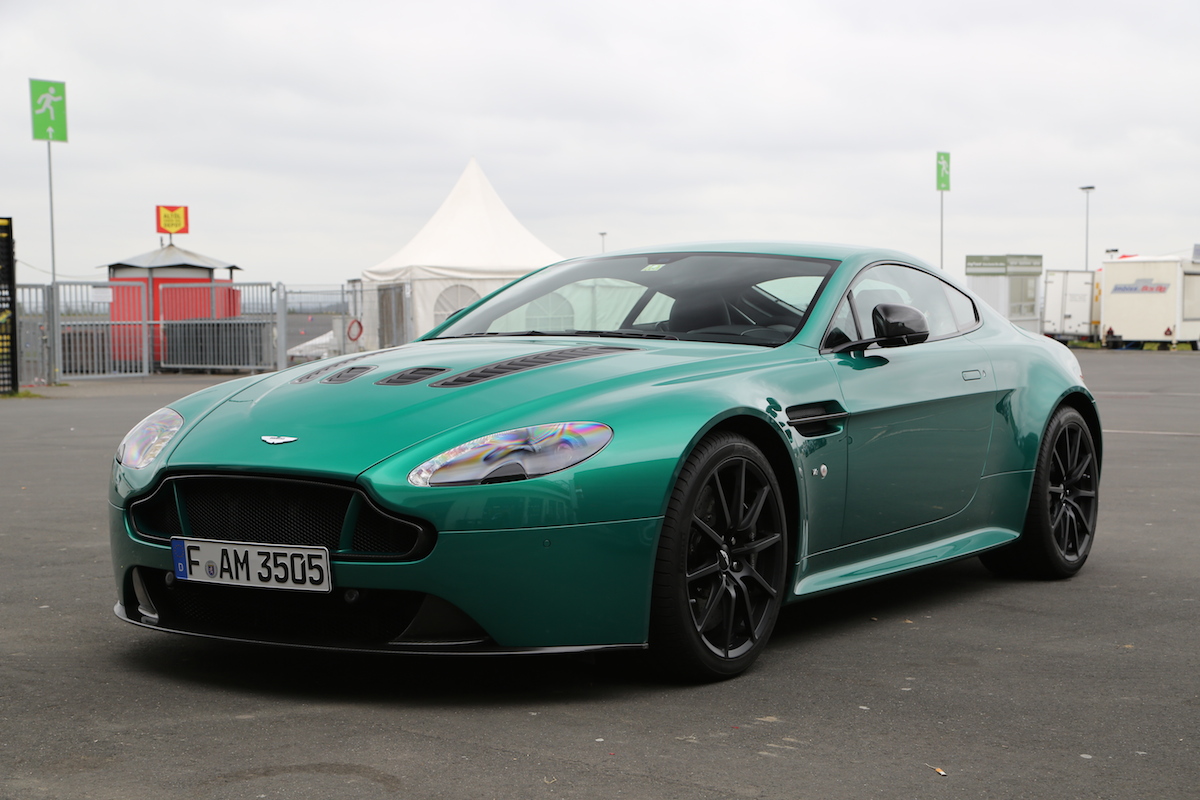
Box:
[30,79,68,142]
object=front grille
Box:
[127,567,491,648]
[137,567,427,644]
[130,475,435,561]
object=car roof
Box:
[584,240,931,270]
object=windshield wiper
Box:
[442,330,678,341]
[567,330,679,340]
[455,331,556,337]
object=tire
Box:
[650,432,789,681]
[980,406,1099,579]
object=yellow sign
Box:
[157,206,189,234]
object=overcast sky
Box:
[3,0,1198,286]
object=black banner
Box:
[0,218,15,393]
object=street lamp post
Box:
[1080,186,1095,270]
[599,232,607,253]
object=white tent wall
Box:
[360,159,562,348]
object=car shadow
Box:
[116,557,1013,704]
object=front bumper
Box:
[110,502,661,652]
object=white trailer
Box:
[1041,270,1096,341]
[1100,251,1200,348]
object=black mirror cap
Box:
[872,303,930,347]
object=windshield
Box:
[431,252,838,346]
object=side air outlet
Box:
[785,402,849,437]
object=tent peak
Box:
[363,159,561,279]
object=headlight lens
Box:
[409,422,613,487]
[116,407,184,469]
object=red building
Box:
[105,244,241,364]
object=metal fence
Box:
[58,281,152,377]
[16,282,152,383]
[9,281,383,386]
[15,285,50,386]
[284,283,366,365]
[13,281,297,385]
[159,282,281,371]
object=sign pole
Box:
[31,78,67,383]
[47,140,60,383]
[47,142,58,286]
[936,152,951,269]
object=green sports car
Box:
[110,242,1101,680]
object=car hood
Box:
[164,337,783,479]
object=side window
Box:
[849,278,911,333]
[823,296,858,349]
[943,282,979,332]
[839,264,972,346]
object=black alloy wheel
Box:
[981,406,1099,579]
[651,432,788,681]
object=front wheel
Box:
[650,432,789,681]
[981,406,1099,579]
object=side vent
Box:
[376,367,449,386]
[785,402,848,437]
[431,346,636,388]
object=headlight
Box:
[116,407,184,469]
[409,422,613,487]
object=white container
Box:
[1099,253,1200,346]
[1041,270,1096,340]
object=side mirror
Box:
[871,303,929,347]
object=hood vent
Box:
[322,366,377,384]
[376,367,449,386]
[431,345,637,388]
[292,354,370,384]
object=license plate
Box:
[171,538,331,593]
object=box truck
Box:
[1100,251,1200,349]
[1042,270,1096,341]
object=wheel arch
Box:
[984,388,1102,579]
[704,414,802,570]
[1055,390,1104,474]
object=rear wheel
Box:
[650,432,788,681]
[981,406,1099,579]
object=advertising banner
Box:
[157,206,189,234]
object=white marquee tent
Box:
[360,158,562,347]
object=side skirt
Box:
[791,527,1018,598]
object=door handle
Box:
[961,369,984,381]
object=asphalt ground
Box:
[1,350,1196,799]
